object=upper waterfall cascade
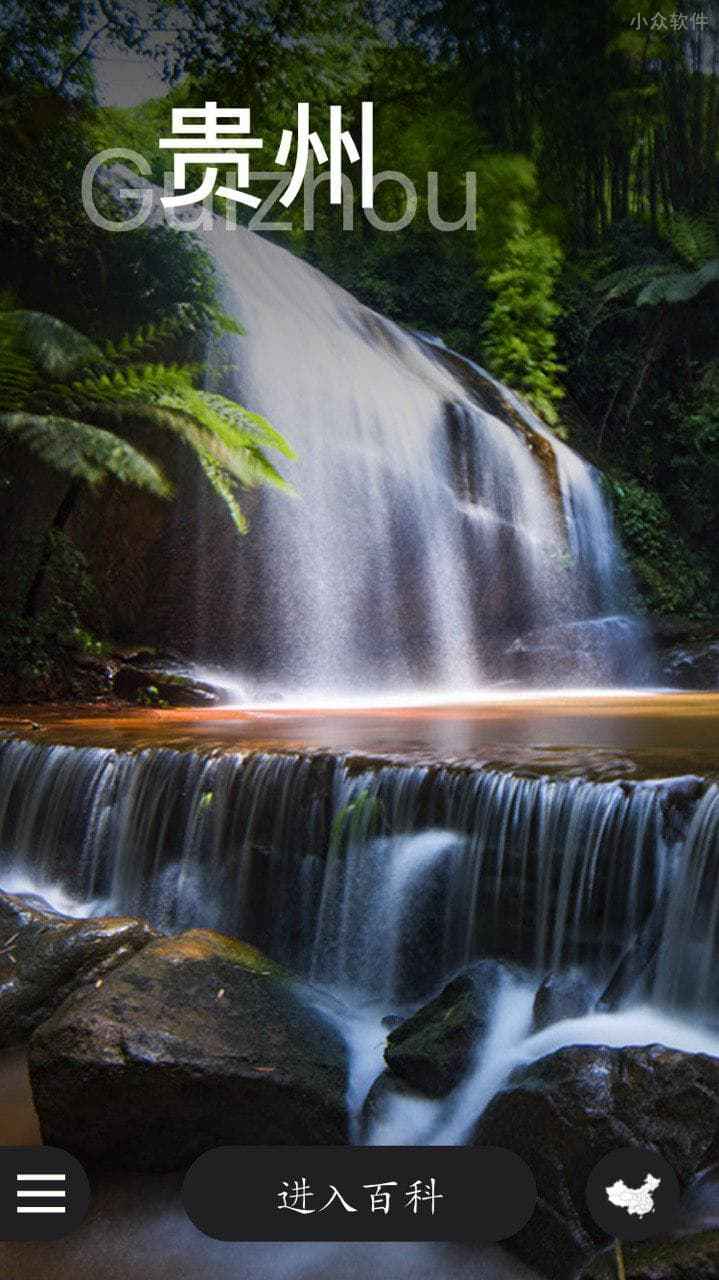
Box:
[188,219,651,695]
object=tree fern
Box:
[201,395,296,458]
[598,215,719,307]
[0,301,295,531]
[597,263,672,302]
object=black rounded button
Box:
[0,1146,91,1241]
[586,1148,680,1242]
[182,1145,537,1242]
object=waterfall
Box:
[3,737,710,1014]
[172,208,651,694]
[416,336,650,684]
[653,784,719,1012]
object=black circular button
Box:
[586,1148,680,1242]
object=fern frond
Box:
[232,443,295,492]
[194,446,248,533]
[0,348,38,409]
[596,264,670,300]
[154,391,296,492]
[100,301,245,364]
[0,311,102,378]
[636,262,719,305]
[0,302,293,531]
[0,412,171,496]
[69,362,197,401]
[199,393,298,459]
[663,213,719,269]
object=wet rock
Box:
[109,645,180,665]
[598,910,663,1011]
[659,641,719,690]
[0,891,156,1048]
[532,969,596,1033]
[29,929,349,1170]
[385,959,515,1097]
[653,617,719,690]
[618,776,706,842]
[472,1044,719,1280]
[656,775,706,841]
[112,665,221,707]
[381,1014,404,1031]
[74,652,114,679]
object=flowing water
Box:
[1,723,718,1277]
[1,725,719,1280]
[1,732,717,1025]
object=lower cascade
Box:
[2,731,719,1277]
[1,737,717,1026]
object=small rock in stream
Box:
[531,968,597,1033]
[385,958,517,1097]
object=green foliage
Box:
[559,211,719,615]
[0,89,227,341]
[598,215,719,307]
[663,214,719,272]
[99,302,244,363]
[0,303,295,531]
[609,477,717,618]
[136,684,169,709]
[0,531,99,683]
[1,308,101,378]
[474,156,540,270]
[328,791,384,860]
[665,377,719,550]
[0,412,170,495]
[2,0,719,632]
[484,208,565,425]
[74,628,110,658]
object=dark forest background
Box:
[1,0,718,688]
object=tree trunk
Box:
[24,480,82,619]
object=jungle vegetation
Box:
[1,0,718,682]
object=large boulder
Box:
[472,1044,719,1280]
[28,929,349,1170]
[385,959,514,1096]
[0,891,155,1048]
